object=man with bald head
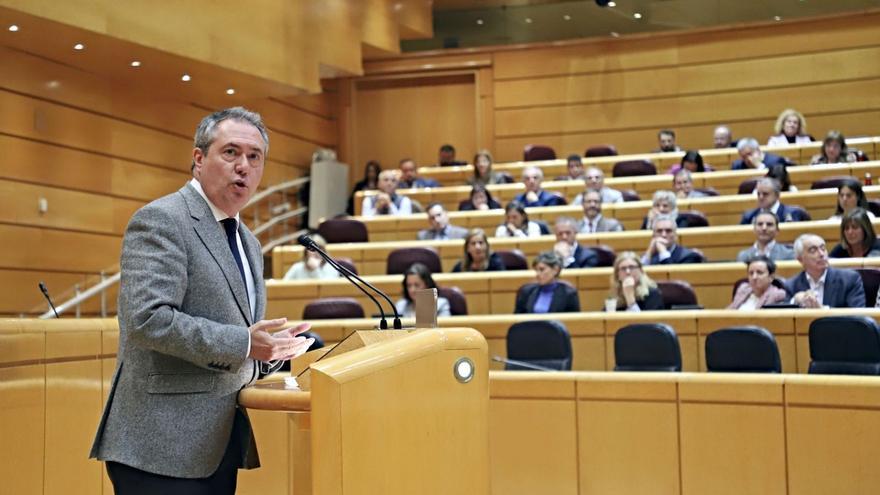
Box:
[573,166,623,205]
[740,178,809,224]
[713,125,735,148]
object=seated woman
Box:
[514,251,580,314]
[346,160,381,215]
[283,234,340,280]
[467,149,509,187]
[828,178,875,221]
[452,229,506,272]
[667,150,714,174]
[394,263,451,318]
[727,255,787,310]
[459,183,502,211]
[495,201,543,238]
[639,190,688,230]
[767,108,813,146]
[811,130,858,165]
[829,208,880,258]
[608,251,664,312]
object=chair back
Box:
[612,159,656,177]
[318,218,368,243]
[506,320,572,371]
[584,145,618,157]
[593,245,616,267]
[809,316,880,375]
[738,178,760,194]
[705,326,782,373]
[613,323,682,372]
[677,210,709,228]
[620,189,641,201]
[523,145,556,161]
[535,220,552,235]
[867,199,880,217]
[437,286,468,316]
[302,297,365,320]
[657,280,699,309]
[336,257,358,276]
[386,247,442,275]
[855,268,880,308]
[495,249,529,270]
[785,205,811,221]
[810,175,857,190]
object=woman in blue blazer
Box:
[514,251,580,314]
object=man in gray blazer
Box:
[91,107,314,494]
[736,211,795,262]
[417,203,468,240]
[577,189,623,233]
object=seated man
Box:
[642,215,703,265]
[513,166,567,207]
[672,169,707,199]
[437,143,467,167]
[361,170,413,216]
[573,166,624,204]
[417,203,468,241]
[553,217,598,269]
[398,158,439,189]
[786,234,865,308]
[731,138,792,170]
[713,125,735,148]
[655,129,682,153]
[578,189,623,233]
[736,211,796,262]
[740,178,809,224]
[561,154,585,180]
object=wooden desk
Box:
[414,136,879,186]
[349,185,880,240]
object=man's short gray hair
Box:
[737,138,759,152]
[192,107,269,171]
[757,177,782,194]
[793,233,823,257]
[652,190,677,208]
[653,214,677,230]
[523,165,544,180]
[555,216,578,230]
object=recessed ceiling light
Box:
[73,43,85,50]
[181,74,191,82]
[774,16,782,21]
[8,24,19,32]
[610,31,620,37]
[563,14,571,21]
[130,60,141,67]
[226,88,235,95]
[476,18,484,25]
[633,12,643,19]
[608,1,617,6]
[525,17,533,24]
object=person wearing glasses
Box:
[642,215,703,265]
[609,251,664,311]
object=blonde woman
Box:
[767,109,812,146]
[283,234,340,280]
[609,251,664,312]
[468,149,507,186]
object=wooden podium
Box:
[238,327,489,495]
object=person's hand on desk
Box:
[249,319,314,361]
[793,290,821,309]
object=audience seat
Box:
[495,249,529,270]
[593,245,616,267]
[614,323,682,372]
[318,218,368,243]
[854,268,880,308]
[657,280,700,309]
[738,178,759,195]
[612,159,657,177]
[584,145,618,157]
[620,189,641,201]
[677,210,709,228]
[535,220,552,235]
[868,199,880,217]
[810,175,856,190]
[302,297,365,319]
[437,286,468,316]
[386,247,442,275]
[505,320,572,371]
[785,205,812,221]
[523,145,556,162]
[809,316,880,375]
[705,326,781,373]
[336,257,358,276]
[694,187,719,196]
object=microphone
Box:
[297,234,402,330]
[39,282,60,318]
[491,355,555,372]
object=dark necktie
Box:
[220,218,247,287]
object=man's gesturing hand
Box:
[248,319,314,362]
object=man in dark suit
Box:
[642,215,704,265]
[740,178,810,224]
[553,217,598,268]
[417,203,468,240]
[731,137,793,170]
[513,165,567,207]
[398,158,440,189]
[786,234,865,308]
[91,107,314,494]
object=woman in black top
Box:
[459,184,502,211]
[346,161,382,214]
[829,208,880,258]
[609,251,664,311]
[452,229,506,272]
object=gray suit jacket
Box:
[578,216,623,233]
[735,243,796,263]
[417,224,469,241]
[90,183,265,478]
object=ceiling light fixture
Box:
[181,74,191,82]
[525,17,533,24]
[608,1,617,6]
[73,43,85,50]
[8,24,19,32]
[610,31,620,37]
[130,61,141,67]
[774,16,782,21]
[226,88,235,95]
[563,14,571,21]
[476,18,484,25]
[633,12,643,19]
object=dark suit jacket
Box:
[740,203,810,224]
[567,244,599,269]
[649,244,703,265]
[616,287,665,311]
[784,267,866,308]
[399,177,440,188]
[731,152,791,170]
[514,189,567,207]
[514,282,581,314]
[451,252,506,272]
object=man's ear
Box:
[192,147,203,175]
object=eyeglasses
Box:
[617,264,640,272]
